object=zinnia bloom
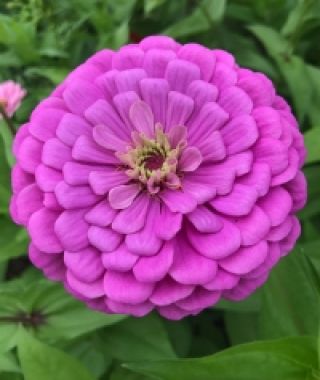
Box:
[0,81,26,118]
[11,36,307,320]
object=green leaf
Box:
[304,127,320,164]
[215,289,262,312]
[0,351,20,373]
[17,329,96,380]
[110,366,152,380]
[259,248,320,339]
[126,337,318,380]
[144,0,166,15]
[101,314,176,361]
[0,218,28,263]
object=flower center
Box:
[144,152,165,171]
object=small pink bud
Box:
[0,81,26,118]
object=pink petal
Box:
[56,113,92,146]
[150,277,194,306]
[107,299,154,317]
[28,208,62,253]
[165,59,200,92]
[155,205,182,240]
[179,147,202,172]
[253,137,288,175]
[55,181,100,209]
[160,189,197,214]
[102,243,138,271]
[113,91,140,132]
[104,271,154,304]
[29,243,60,269]
[195,130,226,162]
[157,305,195,320]
[115,68,147,94]
[30,109,65,141]
[237,71,274,106]
[43,193,61,211]
[15,184,43,224]
[112,193,150,234]
[12,164,34,193]
[187,205,223,233]
[88,226,122,252]
[143,49,176,78]
[66,271,104,298]
[17,136,42,174]
[84,200,116,227]
[63,162,105,186]
[140,36,180,51]
[133,241,174,282]
[112,46,144,70]
[204,269,239,291]
[238,163,271,197]
[187,220,241,259]
[211,184,258,216]
[129,100,154,137]
[211,62,237,88]
[271,148,299,186]
[165,91,194,131]
[218,86,253,117]
[54,209,89,252]
[186,80,218,113]
[182,178,216,204]
[89,170,129,195]
[252,106,282,139]
[267,216,293,242]
[42,138,72,170]
[176,288,220,311]
[92,124,128,152]
[108,183,141,210]
[219,241,269,275]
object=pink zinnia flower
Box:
[10,36,307,320]
[0,81,26,118]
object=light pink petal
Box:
[108,183,141,210]
[102,243,138,271]
[143,49,176,78]
[88,226,122,252]
[63,162,105,186]
[187,205,223,233]
[218,86,253,117]
[237,206,271,246]
[195,130,226,162]
[211,184,258,216]
[258,187,292,227]
[133,241,174,282]
[55,181,100,209]
[56,113,92,146]
[129,100,154,137]
[15,184,43,224]
[253,137,289,175]
[42,138,72,170]
[63,79,103,115]
[106,299,154,317]
[238,163,271,197]
[84,200,116,227]
[72,135,119,165]
[252,106,282,139]
[115,68,147,94]
[155,205,182,240]
[221,115,258,154]
[170,239,217,285]
[165,91,194,131]
[187,220,241,259]
[112,193,150,234]
[160,189,197,214]
[30,109,65,141]
[150,277,194,306]
[176,288,220,311]
[64,247,104,282]
[179,147,202,172]
[28,208,62,253]
[104,271,154,304]
[204,269,239,291]
[17,136,42,174]
[54,209,89,252]
[125,201,163,256]
[219,241,269,275]
[85,99,129,140]
[89,170,129,195]
[140,78,169,125]
[112,46,144,70]
[178,43,216,81]
[66,271,104,298]
[35,164,62,192]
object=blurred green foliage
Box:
[1,0,320,379]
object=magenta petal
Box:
[30,108,65,141]
[252,106,282,139]
[160,189,197,214]
[195,131,226,162]
[63,162,105,186]
[238,163,271,197]
[187,220,241,259]
[113,91,140,132]
[258,187,292,227]
[179,147,202,172]
[54,209,89,252]
[219,241,269,275]
[12,164,33,194]
[176,288,220,311]
[157,305,196,320]
[93,124,128,152]
[55,181,100,209]
[108,184,141,210]
[84,200,116,227]
[15,184,43,224]
[104,271,154,304]
[42,138,72,170]
[182,178,216,204]
[89,170,129,196]
[66,271,104,298]
[44,261,66,282]
[204,269,239,291]
[140,36,180,51]
[129,100,154,137]
[267,217,293,242]
[112,193,150,234]
[115,68,147,94]
[64,247,104,282]
[150,277,194,306]
[112,46,144,70]
[211,184,258,216]
[107,299,154,317]
[143,49,176,78]
[187,80,218,112]
[155,205,182,240]
[102,243,138,271]
[35,164,63,192]
[88,226,122,252]
[28,208,62,253]
[29,243,60,269]
[218,86,253,117]
[211,62,237,88]
[56,113,92,147]
[18,136,42,174]
[133,242,174,282]
[165,59,200,92]
[165,91,194,131]
[170,239,217,285]
[187,206,223,233]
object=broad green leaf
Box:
[101,314,176,361]
[304,127,320,164]
[0,351,20,373]
[17,329,96,380]
[126,337,318,380]
[110,366,151,380]
[0,218,28,263]
[259,248,320,339]
[299,165,320,221]
[224,311,258,345]
[216,288,262,312]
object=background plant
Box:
[1,0,320,379]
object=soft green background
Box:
[1,0,320,379]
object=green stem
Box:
[0,103,16,136]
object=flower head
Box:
[0,81,26,118]
[11,36,307,320]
